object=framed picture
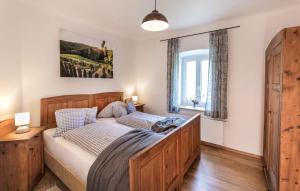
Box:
[60,30,113,78]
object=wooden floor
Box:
[35,145,267,191]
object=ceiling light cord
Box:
[154,0,157,10]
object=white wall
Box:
[0,0,22,121]
[19,3,136,125]
[135,4,300,155]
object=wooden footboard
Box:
[129,114,201,191]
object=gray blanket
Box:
[87,129,163,191]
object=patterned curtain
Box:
[205,29,228,119]
[167,38,180,113]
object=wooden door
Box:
[268,87,280,191]
[264,34,283,191]
[279,27,300,191]
[264,49,272,170]
[268,42,282,191]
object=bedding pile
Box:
[116,111,186,133]
[151,117,187,133]
[116,111,165,129]
[87,129,163,191]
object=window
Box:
[178,49,209,110]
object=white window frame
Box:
[178,49,209,110]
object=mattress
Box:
[43,118,133,183]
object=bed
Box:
[41,92,201,191]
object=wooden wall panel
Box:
[164,140,179,190]
[192,117,201,156]
[181,123,193,175]
[140,153,163,191]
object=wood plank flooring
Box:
[35,145,267,191]
[182,145,267,191]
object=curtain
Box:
[167,38,180,113]
[205,29,228,119]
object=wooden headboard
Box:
[41,92,123,128]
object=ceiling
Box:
[19,0,299,39]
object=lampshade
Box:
[132,96,138,103]
[15,112,30,126]
[141,0,169,32]
[141,10,169,32]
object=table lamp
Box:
[15,112,30,134]
[132,96,138,104]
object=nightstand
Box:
[135,103,145,112]
[0,127,45,191]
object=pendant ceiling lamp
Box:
[141,0,169,32]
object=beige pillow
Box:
[98,102,114,118]
[98,101,128,118]
[113,103,128,118]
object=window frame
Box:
[178,49,209,109]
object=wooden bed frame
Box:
[40,92,201,191]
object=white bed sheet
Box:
[43,118,132,183]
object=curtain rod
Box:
[160,25,240,42]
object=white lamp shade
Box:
[132,96,138,102]
[141,20,169,32]
[15,112,30,126]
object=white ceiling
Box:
[20,0,299,39]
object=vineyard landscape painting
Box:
[60,30,113,78]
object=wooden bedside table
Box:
[135,103,145,112]
[0,126,45,191]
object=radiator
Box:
[201,116,224,145]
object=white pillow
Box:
[54,109,86,137]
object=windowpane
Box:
[186,61,196,101]
[179,49,209,109]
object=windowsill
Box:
[179,106,205,112]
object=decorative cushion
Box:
[127,101,136,114]
[85,107,98,124]
[54,109,86,137]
